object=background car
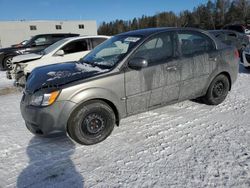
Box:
[0,33,80,70]
[9,35,110,86]
[223,24,250,41]
[209,30,249,52]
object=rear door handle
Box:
[166,66,177,71]
[208,57,217,61]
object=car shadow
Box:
[17,135,84,188]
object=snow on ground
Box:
[0,65,250,187]
[0,71,13,90]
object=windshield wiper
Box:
[92,62,113,69]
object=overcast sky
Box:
[0,0,207,24]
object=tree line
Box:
[98,0,250,35]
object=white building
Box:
[0,20,97,48]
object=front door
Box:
[125,31,177,115]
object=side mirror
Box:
[55,50,65,56]
[128,57,148,70]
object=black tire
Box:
[3,56,13,70]
[67,100,115,145]
[202,74,230,105]
[245,66,250,70]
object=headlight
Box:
[30,91,60,106]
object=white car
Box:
[8,35,110,86]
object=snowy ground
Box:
[0,65,250,188]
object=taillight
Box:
[234,49,239,59]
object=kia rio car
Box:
[20,28,239,145]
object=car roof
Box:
[209,29,237,33]
[62,35,111,42]
[117,27,208,37]
[34,33,79,37]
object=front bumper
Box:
[20,94,76,136]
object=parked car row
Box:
[0,33,80,70]
[6,35,110,86]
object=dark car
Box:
[20,28,239,145]
[209,30,249,58]
[223,24,250,39]
[0,33,79,70]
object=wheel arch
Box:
[67,97,121,133]
[219,71,232,91]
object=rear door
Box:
[177,31,216,100]
[125,31,178,115]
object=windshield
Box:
[41,38,69,55]
[81,35,142,68]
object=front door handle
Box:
[166,66,177,71]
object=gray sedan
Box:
[20,28,239,145]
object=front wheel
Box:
[67,100,115,145]
[3,56,13,70]
[202,74,230,105]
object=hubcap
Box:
[82,113,105,135]
[5,57,13,69]
[213,81,225,98]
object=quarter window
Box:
[178,32,214,56]
[132,32,174,65]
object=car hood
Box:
[25,61,109,94]
[0,46,17,52]
[12,53,43,63]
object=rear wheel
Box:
[202,74,230,105]
[3,56,13,70]
[67,100,115,145]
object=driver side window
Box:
[132,32,174,66]
[62,40,89,55]
[33,37,50,46]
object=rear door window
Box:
[178,32,215,56]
